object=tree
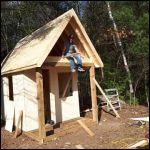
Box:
[83,1,149,105]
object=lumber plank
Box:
[62,74,72,98]
[46,56,91,62]
[76,144,84,149]
[128,139,148,149]
[44,56,93,67]
[77,120,94,136]
[36,68,46,139]
[14,110,23,138]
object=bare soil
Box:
[1,104,149,149]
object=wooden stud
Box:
[62,74,72,98]
[89,66,98,123]
[36,67,46,139]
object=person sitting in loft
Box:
[62,34,85,72]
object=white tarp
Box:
[5,101,14,132]
[130,117,149,122]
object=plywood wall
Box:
[2,69,39,132]
[2,67,80,131]
[13,74,25,130]
[2,75,25,131]
[49,67,80,123]
[49,67,60,123]
[23,69,38,131]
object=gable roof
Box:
[1,9,103,76]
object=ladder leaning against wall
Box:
[105,88,121,111]
[97,88,121,112]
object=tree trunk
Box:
[145,71,149,108]
[106,2,134,104]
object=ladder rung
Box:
[109,106,121,110]
[110,101,119,105]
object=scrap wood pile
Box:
[127,117,149,149]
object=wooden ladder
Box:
[105,89,121,112]
[93,78,120,118]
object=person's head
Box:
[69,34,74,44]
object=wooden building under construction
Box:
[1,9,104,142]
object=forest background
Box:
[1,1,149,106]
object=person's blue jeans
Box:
[66,53,83,71]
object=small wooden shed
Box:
[1,9,103,141]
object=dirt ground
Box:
[1,104,149,149]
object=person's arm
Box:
[74,45,80,53]
[74,46,84,58]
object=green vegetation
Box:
[1,1,149,106]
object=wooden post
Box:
[36,68,46,140]
[42,69,51,122]
[89,66,98,123]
